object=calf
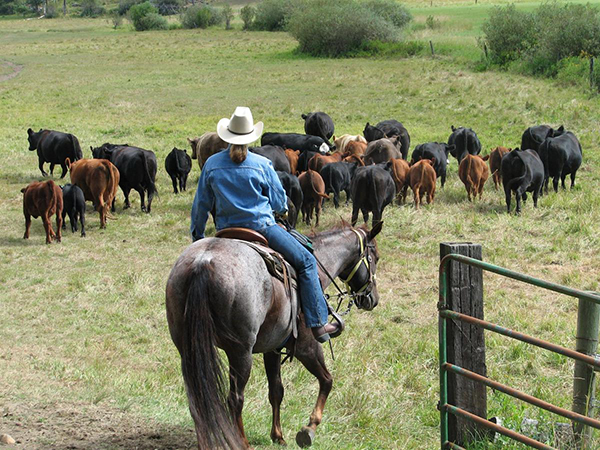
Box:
[448,126,481,162]
[410,142,454,188]
[250,145,291,173]
[276,171,303,222]
[458,154,489,201]
[298,169,329,227]
[408,159,436,209]
[363,137,402,165]
[350,164,395,226]
[188,132,227,169]
[285,149,300,175]
[165,147,192,194]
[345,140,367,157]
[21,179,63,244]
[333,134,367,154]
[484,146,510,190]
[320,161,358,208]
[61,183,86,237]
[538,131,582,193]
[386,158,410,204]
[308,151,344,173]
[68,158,120,228]
[364,120,411,159]
[501,149,544,214]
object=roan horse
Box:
[165,221,383,449]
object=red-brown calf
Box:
[298,169,329,227]
[483,146,510,190]
[21,179,63,244]
[388,158,410,204]
[459,154,489,201]
[285,149,300,175]
[408,159,436,209]
[308,151,345,173]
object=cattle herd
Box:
[21,113,583,243]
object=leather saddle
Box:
[215,227,299,341]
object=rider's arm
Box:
[190,168,214,241]
[264,163,288,216]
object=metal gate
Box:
[439,252,600,449]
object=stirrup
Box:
[328,309,345,339]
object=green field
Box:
[1,2,600,449]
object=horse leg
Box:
[264,352,286,445]
[294,335,333,448]
[226,349,253,449]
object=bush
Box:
[240,4,255,30]
[129,2,168,30]
[425,15,439,30]
[482,4,535,65]
[253,0,294,31]
[180,4,223,29]
[80,0,105,17]
[364,0,412,29]
[0,0,29,15]
[118,0,142,15]
[222,3,234,29]
[154,0,182,16]
[287,0,411,57]
[351,40,424,58]
[44,4,57,17]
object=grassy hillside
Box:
[0,3,599,449]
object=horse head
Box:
[339,221,383,311]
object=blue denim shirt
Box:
[191,148,288,240]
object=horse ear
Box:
[369,221,383,240]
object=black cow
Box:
[27,128,83,178]
[350,164,395,226]
[521,125,564,153]
[410,142,455,188]
[250,145,291,173]
[447,126,481,162]
[60,183,86,237]
[261,132,330,154]
[165,147,192,194]
[302,112,335,145]
[297,150,317,174]
[285,196,298,228]
[276,171,303,221]
[363,120,411,160]
[538,131,582,193]
[320,161,358,208]
[91,143,157,213]
[501,148,544,214]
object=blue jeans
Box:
[260,224,328,328]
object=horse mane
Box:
[307,219,367,239]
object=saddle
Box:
[215,227,299,342]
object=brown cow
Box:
[285,149,300,175]
[408,159,436,209]
[188,132,228,169]
[387,158,410,204]
[343,154,365,166]
[345,140,367,157]
[363,137,402,165]
[483,146,510,190]
[68,158,120,229]
[298,169,329,226]
[21,179,63,244]
[459,154,489,201]
[333,134,367,154]
[308,151,344,173]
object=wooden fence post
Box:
[430,40,435,57]
[590,58,595,90]
[440,243,487,445]
[572,294,600,447]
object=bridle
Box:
[316,228,377,315]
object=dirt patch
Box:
[0,61,23,82]
[0,401,196,449]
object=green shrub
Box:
[253,0,294,31]
[181,4,223,29]
[0,0,29,15]
[240,4,255,30]
[287,0,411,57]
[482,4,535,65]
[154,0,182,16]
[44,4,57,17]
[364,0,412,29]
[425,15,439,30]
[351,40,424,58]
[118,0,142,16]
[555,56,589,87]
[129,2,167,30]
[222,3,234,29]
[80,0,105,17]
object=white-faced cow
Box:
[27,128,83,178]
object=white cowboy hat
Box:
[217,106,264,145]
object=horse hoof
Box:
[296,427,315,448]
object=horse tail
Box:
[181,270,244,449]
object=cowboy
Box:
[190,107,343,342]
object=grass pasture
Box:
[1,4,600,449]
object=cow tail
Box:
[507,152,529,193]
[466,156,475,196]
[309,170,329,199]
[141,153,157,197]
[539,140,550,181]
[69,134,83,161]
